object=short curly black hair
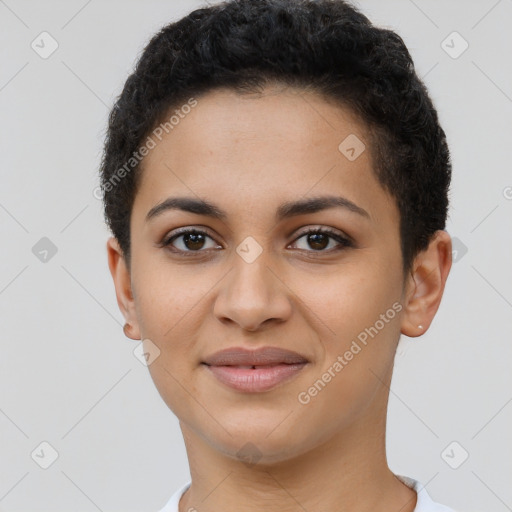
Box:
[100,0,451,277]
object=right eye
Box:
[161,228,222,255]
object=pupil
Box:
[185,233,205,250]
[308,233,328,250]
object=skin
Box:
[107,85,452,512]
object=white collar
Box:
[395,475,457,511]
[159,475,457,512]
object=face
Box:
[108,86,443,465]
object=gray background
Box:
[0,0,511,510]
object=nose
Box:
[213,253,293,332]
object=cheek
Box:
[296,359,384,441]
[133,259,208,338]
[294,266,402,396]
[293,263,401,340]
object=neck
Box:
[177,386,416,512]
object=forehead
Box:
[133,86,398,230]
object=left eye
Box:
[161,228,352,254]
[163,230,220,253]
[289,229,352,252]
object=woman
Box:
[101,0,456,510]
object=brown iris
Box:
[183,232,206,250]
[307,232,329,250]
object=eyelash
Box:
[160,227,353,257]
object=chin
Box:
[222,437,303,468]
[206,421,312,466]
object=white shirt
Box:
[158,474,457,511]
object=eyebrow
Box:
[145,195,371,223]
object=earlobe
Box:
[106,237,141,340]
[400,230,452,338]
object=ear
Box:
[400,230,452,338]
[106,237,141,340]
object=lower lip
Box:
[203,363,307,392]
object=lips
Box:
[201,346,309,392]
[202,346,309,367]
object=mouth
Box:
[202,346,309,367]
[201,345,309,392]
[218,364,293,369]
[202,363,308,392]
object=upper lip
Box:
[202,346,309,366]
